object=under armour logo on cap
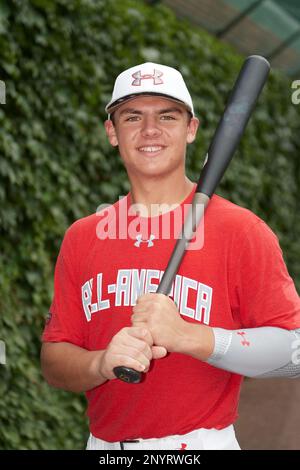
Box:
[134,234,155,248]
[131,69,164,86]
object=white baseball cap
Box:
[105,62,194,116]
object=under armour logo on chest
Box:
[134,234,155,248]
[132,69,164,86]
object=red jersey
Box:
[42,186,300,441]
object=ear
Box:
[104,119,118,147]
[186,117,200,144]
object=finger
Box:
[126,327,153,345]
[110,343,153,366]
[136,293,156,304]
[152,346,168,359]
[112,354,149,374]
[132,304,149,314]
[116,334,153,356]
[131,313,148,324]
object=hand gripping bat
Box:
[113,55,270,384]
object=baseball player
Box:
[41,63,300,450]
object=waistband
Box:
[87,425,240,450]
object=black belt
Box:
[120,439,140,450]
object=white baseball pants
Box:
[86,425,240,450]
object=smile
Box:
[138,146,164,153]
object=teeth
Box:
[139,146,163,152]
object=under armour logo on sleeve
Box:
[134,234,155,248]
[237,331,250,346]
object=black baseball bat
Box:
[113,55,270,384]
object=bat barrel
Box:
[197,55,270,197]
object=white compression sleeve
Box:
[206,327,300,378]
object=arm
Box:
[41,327,167,393]
[41,342,107,393]
[206,326,300,378]
[132,293,300,379]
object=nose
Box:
[140,115,162,138]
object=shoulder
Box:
[207,194,277,245]
[209,194,265,229]
[209,194,260,224]
[63,195,129,247]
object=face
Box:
[104,96,199,181]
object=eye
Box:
[124,115,140,122]
[160,114,176,120]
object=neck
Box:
[129,174,195,217]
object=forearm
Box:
[206,327,300,378]
[176,322,215,361]
[177,323,300,378]
[41,342,107,393]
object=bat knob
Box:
[113,366,142,384]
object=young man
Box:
[41,63,300,450]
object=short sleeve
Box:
[41,227,85,347]
[233,220,300,329]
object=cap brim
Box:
[106,92,194,115]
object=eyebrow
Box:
[159,107,184,114]
[119,107,184,116]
